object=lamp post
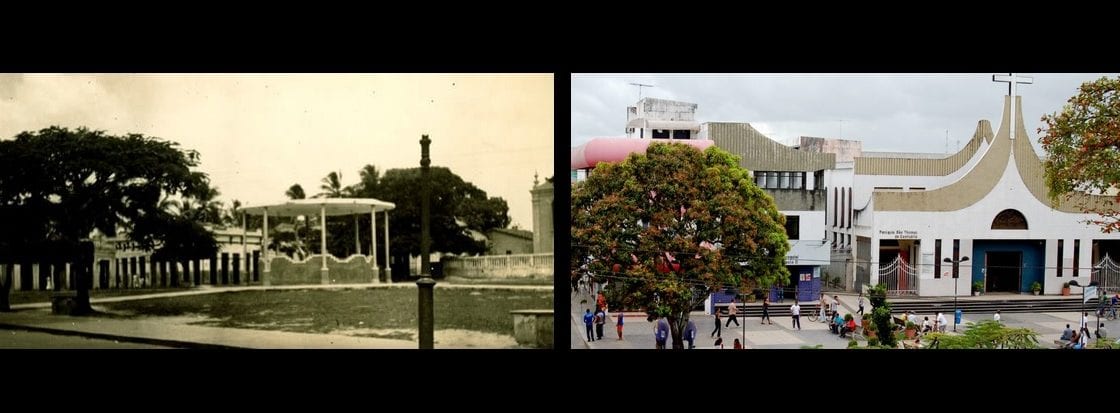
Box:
[944,256,970,332]
[1068,279,1099,338]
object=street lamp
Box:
[944,256,970,332]
[1067,279,1099,338]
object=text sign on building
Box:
[785,255,798,265]
[800,273,811,282]
[878,229,919,239]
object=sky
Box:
[571,73,1118,155]
[0,73,554,232]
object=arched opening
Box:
[991,209,1028,230]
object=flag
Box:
[1084,285,1098,303]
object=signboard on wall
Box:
[878,229,919,239]
[800,272,812,282]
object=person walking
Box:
[818,294,828,323]
[725,299,740,328]
[583,309,595,342]
[993,310,1001,323]
[616,310,624,340]
[791,301,801,330]
[594,307,606,340]
[761,296,772,325]
[857,292,865,316]
[684,319,697,349]
[711,308,722,338]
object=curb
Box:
[0,322,243,349]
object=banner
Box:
[1084,285,1098,303]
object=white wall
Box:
[785,210,828,266]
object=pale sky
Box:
[0,73,554,232]
[572,73,1117,155]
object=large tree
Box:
[377,166,509,278]
[0,126,216,310]
[1040,76,1120,232]
[571,143,790,349]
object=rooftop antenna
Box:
[629,82,654,101]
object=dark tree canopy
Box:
[572,143,790,349]
[0,126,216,260]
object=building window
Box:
[672,130,690,139]
[785,216,800,240]
[1074,239,1080,277]
[991,209,1028,230]
[813,170,824,190]
[952,239,960,279]
[935,239,942,278]
[506,250,512,255]
[1057,240,1064,278]
[652,129,670,139]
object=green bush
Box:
[847,339,858,348]
[868,337,880,347]
[869,284,896,347]
[844,313,854,322]
[1031,281,1042,292]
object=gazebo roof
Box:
[242,198,396,217]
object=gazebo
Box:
[242,198,396,286]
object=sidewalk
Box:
[569,290,851,349]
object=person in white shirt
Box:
[993,310,1001,323]
[1081,312,1088,330]
[791,301,801,330]
[936,312,948,333]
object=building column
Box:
[384,211,392,283]
[263,209,270,286]
[354,214,360,258]
[371,208,380,282]
[12,264,20,291]
[242,213,248,285]
[321,205,329,284]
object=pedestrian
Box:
[791,301,801,330]
[1081,312,1089,330]
[818,294,828,322]
[684,319,697,349]
[711,307,722,338]
[583,309,595,342]
[831,295,840,319]
[616,310,624,340]
[594,307,606,340]
[936,312,947,333]
[857,292,865,316]
[993,310,1001,323]
[655,317,670,350]
[761,296,772,325]
[726,299,740,328]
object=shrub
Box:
[868,337,880,347]
[844,313,854,322]
[847,339,858,348]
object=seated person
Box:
[921,317,932,333]
[1060,324,1073,341]
[831,313,844,334]
[840,317,857,338]
[1067,331,1081,349]
[1095,323,1108,339]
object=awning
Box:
[242,198,396,217]
[625,119,701,131]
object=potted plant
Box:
[861,313,872,332]
[1062,282,1071,296]
[973,281,984,296]
[866,322,877,339]
[1031,281,1042,295]
[904,321,917,339]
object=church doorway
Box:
[985,251,1021,293]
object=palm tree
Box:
[285,184,306,201]
[317,171,347,198]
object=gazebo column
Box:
[384,211,392,283]
[354,215,360,258]
[321,205,329,284]
[371,207,380,282]
[242,213,248,285]
[262,209,270,286]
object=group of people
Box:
[1058,312,1112,349]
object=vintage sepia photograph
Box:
[0,73,554,349]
